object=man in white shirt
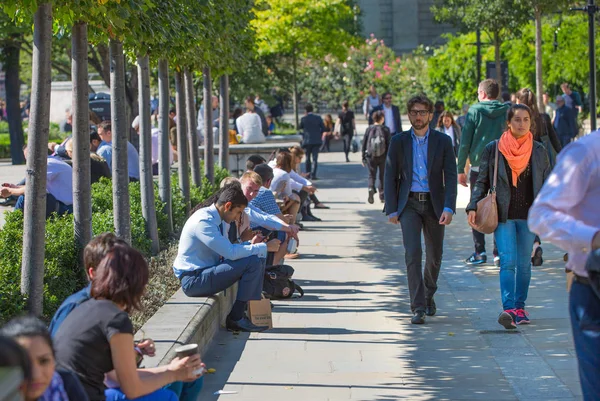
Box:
[1,149,73,219]
[197,96,219,145]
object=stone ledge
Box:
[136,283,237,368]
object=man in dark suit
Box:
[370,92,402,135]
[300,103,325,179]
[553,95,577,147]
[384,94,457,325]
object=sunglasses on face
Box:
[409,110,429,116]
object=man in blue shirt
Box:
[97,120,141,181]
[173,185,281,332]
[384,94,457,325]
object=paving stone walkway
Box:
[202,152,582,401]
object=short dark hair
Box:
[479,79,500,99]
[372,110,385,123]
[507,103,536,133]
[0,336,31,382]
[246,155,266,171]
[83,233,127,274]
[169,108,176,114]
[382,92,392,99]
[305,103,313,113]
[501,92,511,102]
[0,316,54,356]
[216,185,248,209]
[91,243,149,313]
[245,96,255,104]
[90,130,101,142]
[99,121,111,132]
[406,94,434,113]
[254,163,274,184]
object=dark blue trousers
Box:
[180,255,266,302]
[570,281,600,401]
[14,193,73,219]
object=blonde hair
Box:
[240,171,263,186]
[219,176,239,189]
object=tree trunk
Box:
[137,54,160,255]
[534,7,544,111]
[185,68,201,187]
[494,32,502,95]
[109,39,131,243]
[157,59,173,234]
[3,35,25,165]
[71,22,92,255]
[175,70,190,212]
[292,51,299,130]
[219,75,230,170]
[21,3,53,316]
[203,67,214,184]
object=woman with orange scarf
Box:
[466,104,551,330]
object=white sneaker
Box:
[494,256,500,266]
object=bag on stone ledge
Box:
[262,264,304,299]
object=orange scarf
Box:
[498,130,533,187]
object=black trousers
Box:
[304,144,320,178]
[399,197,445,312]
[342,134,353,158]
[469,170,497,256]
[367,155,385,196]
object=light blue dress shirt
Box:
[246,204,284,230]
[96,140,140,180]
[173,204,267,278]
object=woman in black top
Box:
[336,100,356,162]
[54,243,202,401]
[467,104,551,330]
[0,316,89,401]
[321,114,334,152]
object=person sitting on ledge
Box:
[173,185,281,332]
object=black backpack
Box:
[367,125,386,157]
[262,264,304,299]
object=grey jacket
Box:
[466,140,551,223]
[300,113,325,146]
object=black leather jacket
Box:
[466,140,551,223]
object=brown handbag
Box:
[469,141,499,234]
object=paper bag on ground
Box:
[247,299,272,329]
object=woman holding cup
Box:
[54,243,203,400]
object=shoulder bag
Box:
[469,141,499,234]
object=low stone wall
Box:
[137,283,238,367]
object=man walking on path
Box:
[384,94,457,325]
[370,92,402,135]
[528,131,600,400]
[553,95,577,148]
[457,79,509,266]
[300,103,325,180]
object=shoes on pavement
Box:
[515,309,530,325]
[532,247,543,266]
[302,214,321,222]
[466,252,487,265]
[0,197,17,207]
[380,196,385,203]
[425,299,436,316]
[346,157,350,162]
[498,309,517,329]
[314,203,329,209]
[368,189,375,204]
[494,256,500,267]
[284,252,300,259]
[226,316,269,332]
[411,310,426,324]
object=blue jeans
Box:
[165,377,204,401]
[105,388,177,401]
[570,281,600,401]
[494,219,536,310]
[14,193,73,219]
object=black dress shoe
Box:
[411,311,426,324]
[302,214,320,222]
[425,299,436,316]
[226,317,269,332]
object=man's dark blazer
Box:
[300,113,325,146]
[384,129,458,219]
[369,104,402,133]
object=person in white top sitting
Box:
[0,146,73,218]
[269,152,300,217]
[236,97,266,144]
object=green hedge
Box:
[0,121,64,159]
[0,166,229,323]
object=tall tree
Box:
[175,70,190,212]
[219,75,229,170]
[20,2,53,316]
[252,0,359,128]
[185,68,201,187]
[432,0,530,93]
[157,59,173,234]
[202,67,214,184]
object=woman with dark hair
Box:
[0,316,88,400]
[54,243,202,401]
[336,100,356,162]
[270,152,301,217]
[231,107,243,133]
[0,335,31,398]
[467,104,551,330]
[321,114,334,152]
[515,88,562,266]
[436,110,461,156]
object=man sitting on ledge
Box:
[173,185,280,332]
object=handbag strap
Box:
[492,140,499,192]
